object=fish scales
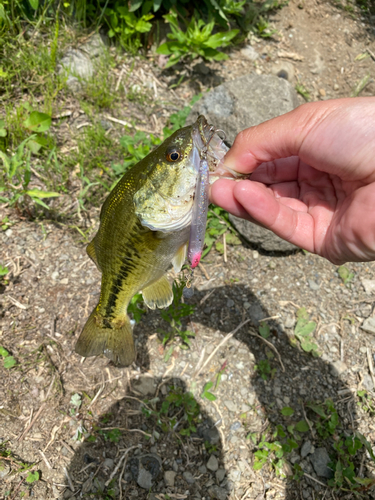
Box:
[75,116,229,366]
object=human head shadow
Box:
[64,281,367,499]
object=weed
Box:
[254,359,275,380]
[143,385,200,437]
[157,8,239,67]
[281,406,294,417]
[357,390,375,415]
[159,278,196,349]
[99,428,122,443]
[351,74,371,97]
[0,346,17,369]
[201,381,217,401]
[295,82,310,101]
[338,265,354,285]
[292,307,319,355]
[69,393,82,416]
[26,471,40,483]
[204,206,240,258]
[127,293,145,323]
[259,321,271,339]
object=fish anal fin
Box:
[172,242,187,273]
[75,309,135,367]
[86,241,100,271]
[142,275,173,310]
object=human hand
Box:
[210,97,375,264]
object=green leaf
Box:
[295,420,309,432]
[26,471,39,483]
[129,0,142,11]
[204,29,239,49]
[295,321,316,337]
[153,0,162,11]
[0,129,6,138]
[281,406,294,416]
[204,392,217,401]
[307,404,327,418]
[70,393,82,408]
[23,111,52,133]
[0,346,9,357]
[26,189,60,199]
[28,0,39,10]
[4,356,16,368]
[259,321,270,339]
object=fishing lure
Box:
[187,153,210,269]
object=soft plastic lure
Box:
[187,154,210,269]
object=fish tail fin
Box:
[142,274,173,310]
[75,309,135,366]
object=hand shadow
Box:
[63,283,374,499]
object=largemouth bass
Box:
[75,115,228,366]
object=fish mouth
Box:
[192,115,228,173]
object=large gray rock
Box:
[58,33,107,91]
[187,73,299,144]
[230,215,298,252]
[309,447,333,479]
[188,74,299,252]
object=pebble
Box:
[252,251,259,259]
[308,279,320,290]
[207,454,219,472]
[330,360,347,377]
[230,421,241,432]
[229,469,241,482]
[60,278,69,285]
[5,229,12,237]
[284,314,296,328]
[164,471,176,487]
[333,83,339,90]
[310,447,333,478]
[198,465,207,474]
[226,299,235,308]
[301,440,314,458]
[361,279,375,294]
[224,400,237,412]
[51,271,59,280]
[208,485,228,500]
[215,468,226,483]
[319,88,326,97]
[361,317,375,335]
[240,45,259,61]
[183,471,195,484]
[103,458,114,469]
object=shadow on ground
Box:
[62,282,370,500]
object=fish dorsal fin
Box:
[172,242,187,273]
[142,275,173,310]
[86,240,100,271]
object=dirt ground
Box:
[1,1,375,499]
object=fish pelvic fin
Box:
[142,275,173,310]
[86,240,100,271]
[75,310,135,367]
[172,242,188,273]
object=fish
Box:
[75,115,229,367]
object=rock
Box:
[164,471,176,487]
[230,421,241,431]
[319,88,326,97]
[215,468,226,483]
[224,400,237,412]
[301,440,314,458]
[199,465,207,474]
[309,448,333,478]
[240,45,259,61]
[361,317,375,335]
[103,458,114,469]
[129,454,162,489]
[0,463,10,479]
[193,61,210,75]
[5,229,12,237]
[363,374,374,391]
[247,303,266,325]
[58,33,106,90]
[207,454,219,472]
[183,471,195,484]
[133,376,157,396]
[308,279,320,291]
[362,279,375,294]
[208,485,228,500]
[229,469,241,482]
[284,314,296,329]
[329,360,347,377]
[199,426,221,445]
[226,299,235,308]
[271,61,295,82]
[51,271,59,280]
[187,73,299,144]
[229,215,299,252]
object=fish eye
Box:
[166,149,181,162]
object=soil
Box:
[1,1,375,499]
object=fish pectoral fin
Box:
[86,240,100,271]
[142,275,173,310]
[172,242,188,273]
[75,310,135,367]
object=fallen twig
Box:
[106,445,140,487]
[367,347,375,389]
[196,319,251,376]
[248,331,285,372]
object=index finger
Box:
[223,99,348,174]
